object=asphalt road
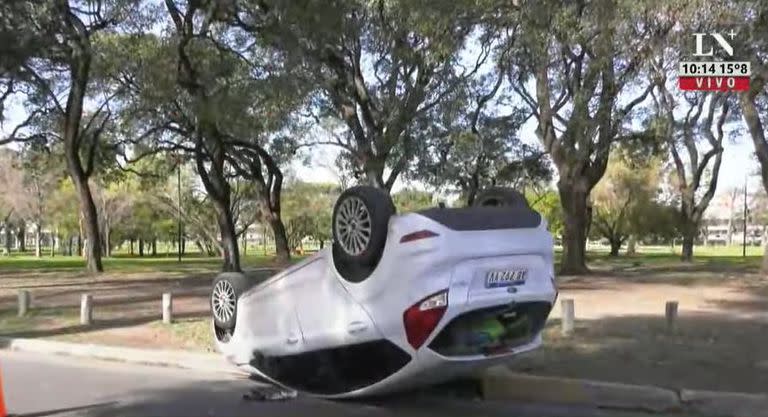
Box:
[1,350,680,417]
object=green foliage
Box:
[392,189,434,213]
[526,189,564,238]
[590,147,667,252]
[281,181,339,250]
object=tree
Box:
[116,2,305,269]
[47,180,82,256]
[652,81,732,261]
[0,147,62,257]
[410,61,552,204]
[281,181,338,252]
[740,1,768,271]
[237,0,490,191]
[590,149,662,256]
[501,0,672,274]
[93,181,136,257]
[0,0,141,272]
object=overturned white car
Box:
[211,186,557,398]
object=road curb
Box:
[680,389,768,417]
[482,366,768,416]
[482,367,681,412]
[0,337,242,376]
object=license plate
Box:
[485,268,527,288]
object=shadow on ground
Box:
[510,311,768,394]
[50,380,684,417]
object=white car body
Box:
[215,206,557,398]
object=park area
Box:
[1,244,767,395]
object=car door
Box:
[292,257,380,351]
[238,277,306,356]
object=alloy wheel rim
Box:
[335,196,372,256]
[212,280,236,323]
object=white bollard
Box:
[80,294,93,325]
[18,290,30,317]
[666,301,679,332]
[561,299,575,336]
[162,292,173,324]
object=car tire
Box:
[211,272,249,331]
[473,187,530,208]
[332,185,395,267]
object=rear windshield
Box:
[417,206,542,231]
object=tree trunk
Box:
[130,238,134,255]
[77,234,82,257]
[609,239,621,257]
[17,220,26,252]
[627,235,637,255]
[213,200,241,272]
[741,92,768,274]
[139,239,144,257]
[4,224,11,255]
[268,217,290,264]
[34,223,41,257]
[681,234,694,262]
[320,240,325,249]
[680,216,698,262]
[558,182,590,275]
[195,240,206,255]
[104,223,111,258]
[70,175,102,272]
[152,239,157,256]
[762,228,768,273]
[242,227,247,257]
[68,236,74,256]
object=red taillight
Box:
[400,230,439,243]
[403,290,448,349]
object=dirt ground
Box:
[2,255,767,393]
[509,261,768,394]
[0,267,276,351]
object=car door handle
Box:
[286,334,299,345]
[347,321,368,334]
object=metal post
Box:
[743,176,748,258]
[177,160,183,263]
[80,294,93,325]
[18,290,30,317]
[561,299,575,336]
[162,292,173,324]
[666,301,679,332]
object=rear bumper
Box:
[328,332,545,398]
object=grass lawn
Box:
[0,307,79,334]
[1,243,763,273]
[0,253,291,273]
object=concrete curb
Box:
[680,389,768,417]
[482,367,680,413]
[0,337,242,376]
[482,366,768,416]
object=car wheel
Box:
[332,185,395,266]
[473,187,529,208]
[211,272,249,331]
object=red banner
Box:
[678,76,750,91]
